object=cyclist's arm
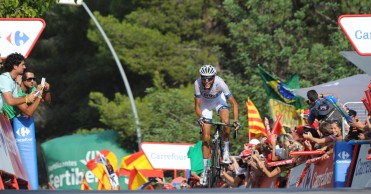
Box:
[194,97,202,118]
[227,95,239,122]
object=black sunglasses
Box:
[201,76,215,81]
[26,77,36,81]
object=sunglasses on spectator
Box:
[201,76,215,81]
[26,77,36,81]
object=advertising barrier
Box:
[0,114,27,180]
[287,155,334,188]
[334,141,353,187]
[41,130,130,190]
[141,142,193,170]
[13,116,38,190]
[351,144,371,188]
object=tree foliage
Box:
[0,0,54,17]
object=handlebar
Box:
[203,121,239,139]
[204,121,235,127]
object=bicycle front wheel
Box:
[208,142,221,188]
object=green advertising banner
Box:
[41,130,131,190]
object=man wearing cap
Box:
[243,138,260,151]
[221,150,251,188]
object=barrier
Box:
[350,144,371,188]
[334,142,353,187]
[13,116,38,190]
[0,114,29,190]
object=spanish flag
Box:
[80,172,92,190]
[86,150,120,190]
[128,167,154,190]
[247,98,267,140]
[120,151,153,176]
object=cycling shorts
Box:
[200,95,229,121]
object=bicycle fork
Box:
[211,128,222,170]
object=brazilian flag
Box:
[258,64,304,127]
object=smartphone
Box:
[41,77,46,87]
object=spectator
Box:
[346,109,364,140]
[2,67,51,121]
[220,150,251,188]
[252,150,281,178]
[21,67,51,105]
[359,130,371,140]
[303,121,341,144]
[306,90,343,125]
[180,180,189,189]
[0,53,36,112]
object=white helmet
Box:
[199,65,217,76]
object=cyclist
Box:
[194,64,241,186]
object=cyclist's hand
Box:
[233,121,241,130]
[197,117,206,127]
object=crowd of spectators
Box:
[182,90,371,189]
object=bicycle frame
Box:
[208,124,223,188]
[203,121,235,188]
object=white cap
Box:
[249,138,260,145]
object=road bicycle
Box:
[202,121,238,188]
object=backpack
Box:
[312,98,342,123]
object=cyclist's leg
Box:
[200,103,213,185]
[215,96,231,140]
[201,123,211,164]
[218,106,232,164]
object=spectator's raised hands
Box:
[304,140,312,151]
[271,134,277,145]
[303,132,313,140]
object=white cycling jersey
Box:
[194,76,232,120]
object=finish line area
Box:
[1,188,371,194]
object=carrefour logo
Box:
[16,127,30,137]
[338,151,350,160]
[6,31,30,46]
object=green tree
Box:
[0,0,54,17]
[87,0,227,87]
[221,0,369,120]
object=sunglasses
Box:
[201,76,215,81]
[26,77,36,82]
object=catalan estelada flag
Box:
[247,98,267,140]
[128,167,154,190]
